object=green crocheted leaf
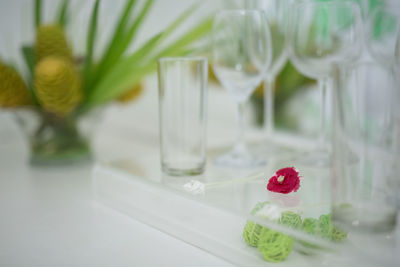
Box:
[279,211,302,229]
[301,214,348,244]
[319,214,332,238]
[302,218,319,235]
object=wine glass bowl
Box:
[289,1,363,79]
[367,5,400,69]
[212,10,271,103]
[248,0,289,78]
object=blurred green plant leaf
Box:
[57,0,69,28]
[35,0,42,28]
[83,0,100,97]
[109,0,138,47]
[86,13,212,106]
[155,17,212,58]
[21,45,35,78]
[131,2,201,62]
[87,0,137,91]
[90,0,154,92]
[21,45,40,105]
[102,2,201,72]
[115,0,155,57]
[86,63,155,106]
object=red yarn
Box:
[267,167,301,194]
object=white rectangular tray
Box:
[93,143,399,267]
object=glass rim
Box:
[292,0,359,10]
[158,56,208,63]
[215,9,265,16]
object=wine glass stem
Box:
[263,76,275,136]
[233,101,247,155]
[318,77,329,150]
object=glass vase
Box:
[14,108,101,166]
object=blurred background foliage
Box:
[0,0,213,114]
[216,0,393,134]
[0,0,397,134]
[0,0,213,163]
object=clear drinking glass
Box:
[247,0,289,137]
[288,1,363,167]
[212,10,272,168]
[157,57,208,176]
[332,63,398,232]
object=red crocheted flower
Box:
[267,167,301,194]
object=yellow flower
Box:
[34,57,81,116]
[36,24,73,62]
[117,83,143,103]
[0,62,31,108]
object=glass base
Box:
[289,150,331,168]
[251,138,295,159]
[30,145,92,166]
[162,164,205,177]
[213,149,266,169]
[332,204,397,233]
[14,109,98,167]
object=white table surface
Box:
[1,77,399,267]
[0,79,245,267]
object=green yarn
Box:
[243,221,267,247]
[243,210,348,261]
[279,211,302,229]
[330,226,347,242]
[318,214,332,238]
[242,202,294,262]
[243,203,324,262]
[302,218,319,235]
[258,229,294,262]
[299,214,347,252]
[301,214,347,242]
[243,202,271,247]
[298,218,321,251]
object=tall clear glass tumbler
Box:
[332,63,398,232]
[157,57,208,176]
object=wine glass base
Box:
[289,150,331,168]
[213,150,266,169]
[251,139,295,159]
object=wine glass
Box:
[288,1,363,167]
[212,10,272,168]
[367,3,400,69]
[246,0,289,137]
